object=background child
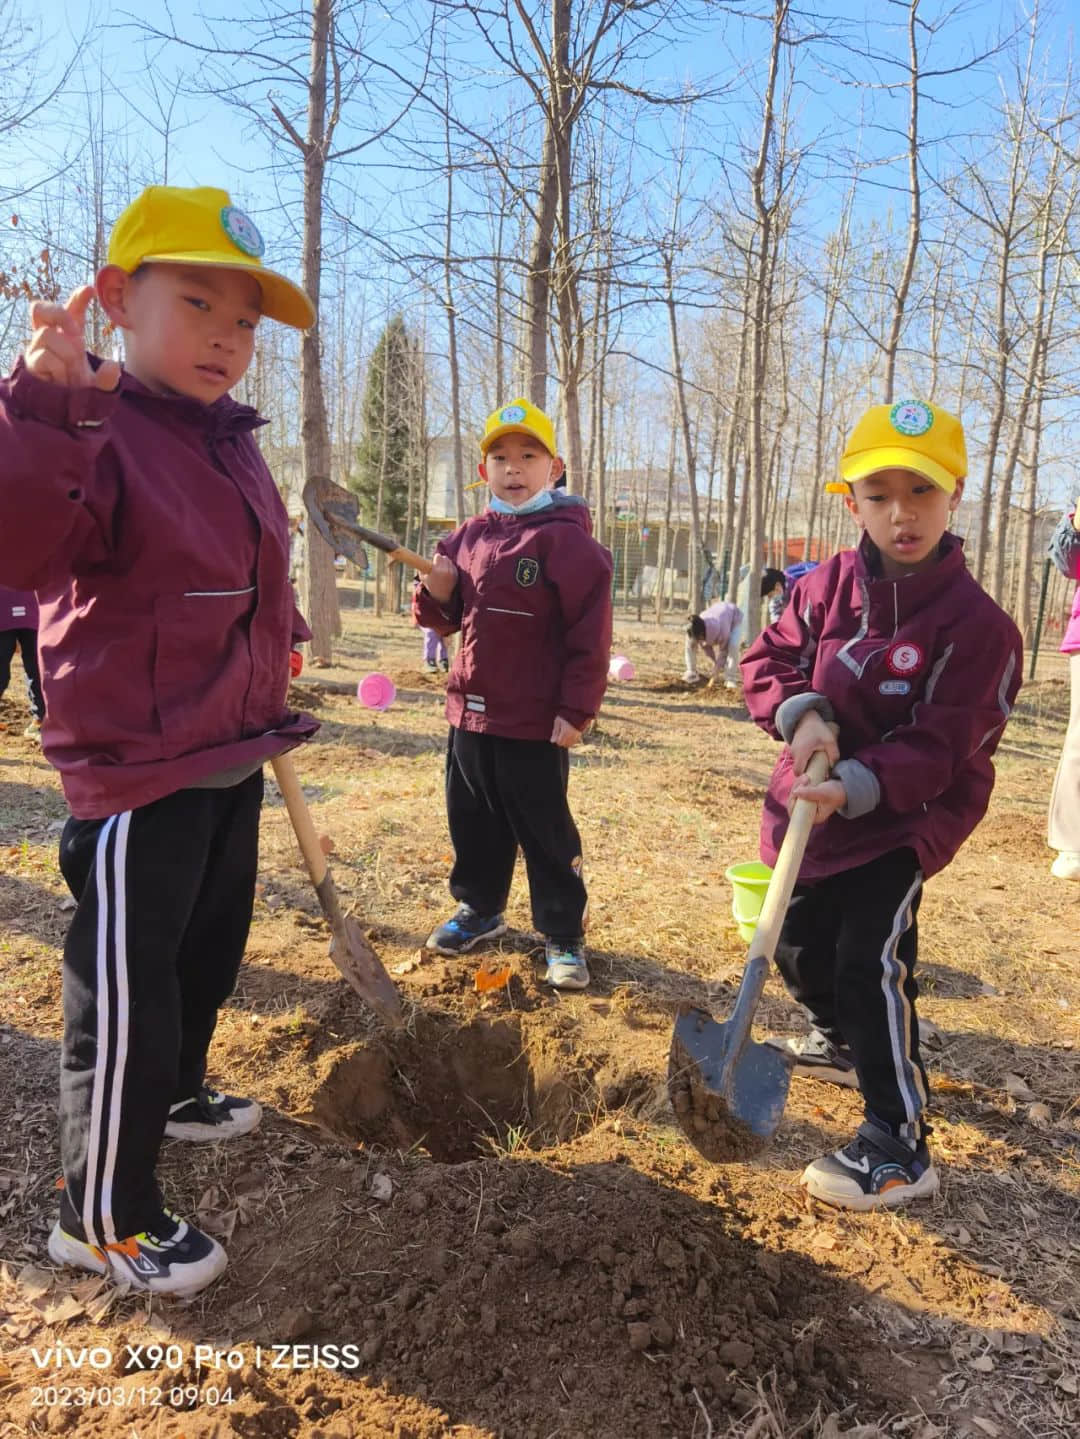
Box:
[683,598,742,686]
[742,399,1022,1211]
[0,584,44,739]
[413,399,612,990]
[1047,501,1080,879]
[420,624,449,673]
[0,185,316,1295]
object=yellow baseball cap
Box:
[826,400,967,495]
[480,398,556,457]
[107,185,315,330]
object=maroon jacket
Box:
[0,585,38,631]
[412,494,612,740]
[0,359,317,819]
[741,533,1022,880]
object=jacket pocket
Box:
[153,590,256,756]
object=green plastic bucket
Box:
[724,860,773,943]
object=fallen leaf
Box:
[970,1354,995,1373]
[970,1418,1000,1437]
[1027,1102,1052,1128]
[40,1294,84,1324]
[474,964,511,994]
[392,959,419,975]
[1003,1072,1036,1103]
[15,1264,52,1300]
[1055,1374,1078,1395]
[318,834,335,855]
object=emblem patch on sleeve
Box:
[516,557,539,587]
[886,641,924,676]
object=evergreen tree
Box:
[352,313,424,541]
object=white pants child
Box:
[683,616,743,685]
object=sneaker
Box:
[23,719,41,742]
[48,1210,227,1296]
[801,1119,939,1211]
[165,1087,262,1141]
[423,658,439,673]
[766,1028,858,1088]
[543,939,590,990]
[439,658,450,672]
[1050,850,1080,881]
[425,905,508,955]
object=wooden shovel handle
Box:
[270,753,327,889]
[388,545,433,575]
[749,746,834,962]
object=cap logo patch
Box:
[890,400,933,437]
[220,206,265,258]
[500,404,527,424]
[886,641,923,676]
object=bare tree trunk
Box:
[297,0,339,661]
[882,0,922,402]
[443,91,466,523]
[655,415,677,624]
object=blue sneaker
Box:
[543,939,590,990]
[801,1119,939,1211]
[425,905,508,955]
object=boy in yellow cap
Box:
[0,186,316,1295]
[413,399,612,989]
[741,399,1022,1210]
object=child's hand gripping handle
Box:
[749,746,833,964]
[725,746,834,1045]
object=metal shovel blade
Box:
[668,1000,794,1161]
[325,901,404,1029]
[303,477,370,569]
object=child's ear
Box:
[843,493,863,526]
[477,461,488,482]
[948,477,964,510]
[95,266,134,330]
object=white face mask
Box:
[488,487,556,516]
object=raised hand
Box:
[25,286,121,391]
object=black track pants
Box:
[0,629,44,719]
[56,773,263,1245]
[446,728,587,941]
[773,847,929,1143]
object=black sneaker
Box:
[801,1119,939,1211]
[165,1086,262,1141]
[439,658,450,672]
[48,1210,227,1296]
[767,1028,858,1088]
[543,939,590,990]
[425,905,508,955]
[423,659,439,673]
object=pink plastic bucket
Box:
[357,673,396,711]
[608,655,635,682]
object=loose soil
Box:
[1,597,1078,1439]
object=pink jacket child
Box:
[683,598,743,685]
[1047,509,1080,878]
[0,366,316,818]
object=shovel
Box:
[668,747,833,1160]
[270,753,404,1028]
[303,477,432,575]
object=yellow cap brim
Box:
[139,252,315,329]
[479,422,553,457]
[835,446,958,495]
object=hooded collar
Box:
[853,529,968,622]
[106,361,267,438]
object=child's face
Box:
[479,432,564,506]
[845,467,962,578]
[97,262,261,402]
